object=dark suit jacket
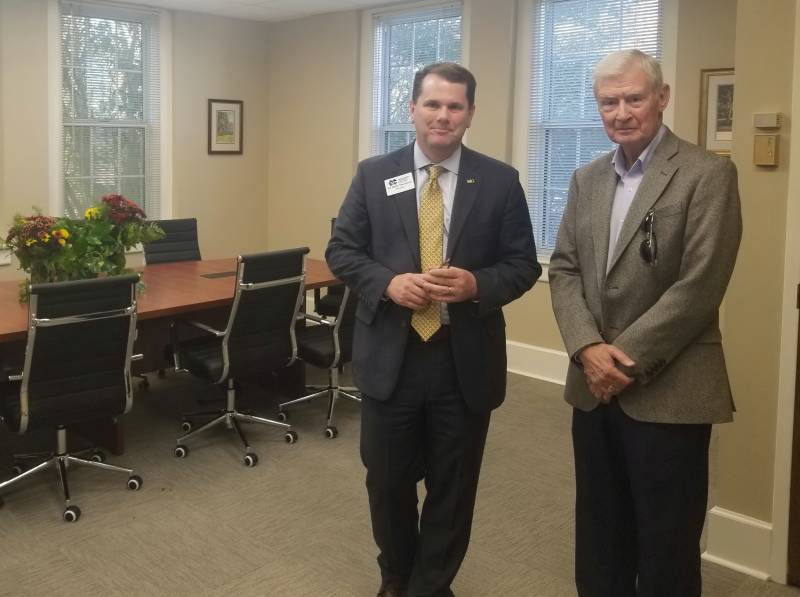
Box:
[549,129,742,424]
[326,144,541,414]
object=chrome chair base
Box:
[0,427,142,522]
[278,368,361,438]
[175,379,297,465]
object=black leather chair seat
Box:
[315,292,343,318]
[176,330,296,383]
[297,323,353,369]
[177,335,224,382]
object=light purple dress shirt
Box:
[607,125,667,273]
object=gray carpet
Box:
[0,369,797,596]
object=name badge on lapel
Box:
[384,173,415,197]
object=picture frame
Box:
[208,99,243,154]
[698,68,734,156]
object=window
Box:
[61,1,162,219]
[526,0,662,256]
[369,2,463,156]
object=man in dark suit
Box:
[549,50,742,596]
[326,62,540,597]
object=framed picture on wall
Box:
[699,68,734,156]
[208,99,243,154]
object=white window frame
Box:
[358,0,471,161]
[511,0,678,269]
[48,0,172,220]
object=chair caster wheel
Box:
[91,450,106,463]
[243,453,259,467]
[324,426,338,439]
[174,445,189,458]
[127,475,143,491]
[284,430,298,444]
[277,411,288,423]
[180,419,193,433]
[11,464,22,476]
[63,505,81,522]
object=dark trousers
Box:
[572,399,712,597]
[360,335,490,597]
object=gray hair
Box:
[593,49,664,94]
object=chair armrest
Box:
[175,318,225,338]
[7,373,22,382]
[303,312,334,327]
[131,354,144,362]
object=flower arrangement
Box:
[5,194,164,300]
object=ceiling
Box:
[117,0,413,22]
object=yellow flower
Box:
[25,239,36,246]
[41,233,50,243]
[58,238,66,246]
[56,228,69,239]
[85,207,101,220]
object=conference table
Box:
[0,257,339,452]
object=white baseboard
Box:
[703,506,772,580]
[506,340,568,385]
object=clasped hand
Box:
[386,267,477,311]
[578,343,636,403]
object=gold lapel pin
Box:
[466,178,477,184]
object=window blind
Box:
[527,0,662,255]
[370,2,462,156]
[61,1,161,219]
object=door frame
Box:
[770,0,800,582]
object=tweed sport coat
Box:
[549,129,742,424]
[326,143,541,414]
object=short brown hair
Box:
[412,62,476,107]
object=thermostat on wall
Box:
[753,113,782,128]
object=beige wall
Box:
[717,0,796,522]
[0,0,51,281]
[465,0,517,162]
[264,10,360,259]
[671,0,738,142]
[171,11,270,259]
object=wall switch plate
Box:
[754,134,779,166]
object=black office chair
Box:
[143,217,201,265]
[313,218,344,318]
[140,218,201,388]
[171,247,309,465]
[278,286,360,438]
[0,275,143,522]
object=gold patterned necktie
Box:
[412,164,444,341]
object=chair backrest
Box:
[331,286,357,367]
[326,217,345,300]
[221,247,309,380]
[13,274,140,434]
[143,218,201,264]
